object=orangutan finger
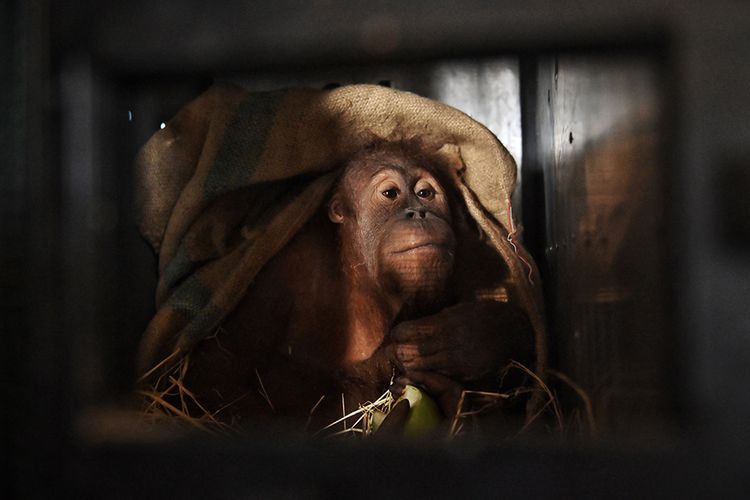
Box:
[391,321,437,343]
[400,351,451,372]
[389,375,412,397]
[394,344,420,363]
[381,343,397,365]
[402,370,455,397]
[402,370,463,417]
[376,399,410,435]
[407,335,453,356]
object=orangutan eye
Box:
[382,188,400,199]
[416,188,434,199]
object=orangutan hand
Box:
[391,301,533,384]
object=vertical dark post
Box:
[519,56,545,264]
[2,0,72,497]
[519,55,556,369]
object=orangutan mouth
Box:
[392,242,452,255]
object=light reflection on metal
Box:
[537,55,669,431]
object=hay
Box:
[317,361,597,440]
[316,388,396,438]
[138,352,240,436]
[254,368,276,413]
[547,368,597,437]
[139,352,596,440]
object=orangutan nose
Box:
[405,207,427,219]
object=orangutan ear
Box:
[328,197,345,224]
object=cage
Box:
[6,1,750,498]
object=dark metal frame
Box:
[6,1,750,497]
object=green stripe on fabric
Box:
[165,274,212,319]
[204,90,284,199]
[178,303,223,349]
[161,243,195,296]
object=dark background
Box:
[4,0,750,498]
